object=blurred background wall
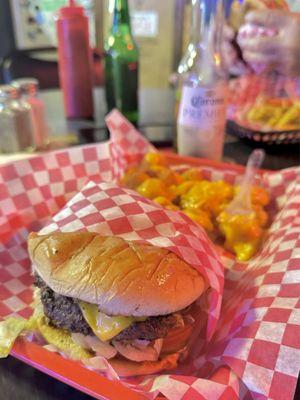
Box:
[0,0,186,88]
[1,0,299,86]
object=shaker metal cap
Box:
[0,85,20,100]
[11,78,39,95]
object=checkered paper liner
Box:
[1,110,300,400]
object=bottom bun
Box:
[109,353,180,377]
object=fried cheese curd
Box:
[121,153,270,261]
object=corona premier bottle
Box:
[177,0,228,160]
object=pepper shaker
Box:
[0,85,36,153]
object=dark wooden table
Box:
[41,88,299,170]
[0,88,299,400]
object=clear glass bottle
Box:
[173,0,201,150]
[12,78,49,149]
[177,0,228,160]
[0,85,35,153]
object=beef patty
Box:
[35,274,180,341]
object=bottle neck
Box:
[188,0,226,84]
[198,0,224,51]
[190,0,201,45]
[112,0,132,34]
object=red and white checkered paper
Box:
[1,110,300,400]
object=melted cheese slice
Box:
[79,302,145,342]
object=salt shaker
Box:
[0,85,35,153]
[12,78,48,149]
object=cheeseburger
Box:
[28,231,207,376]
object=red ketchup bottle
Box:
[56,0,94,119]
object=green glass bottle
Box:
[104,0,139,125]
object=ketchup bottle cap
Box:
[58,0,84,18]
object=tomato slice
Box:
[161,324,193,355]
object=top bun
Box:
[28,232,206,317]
